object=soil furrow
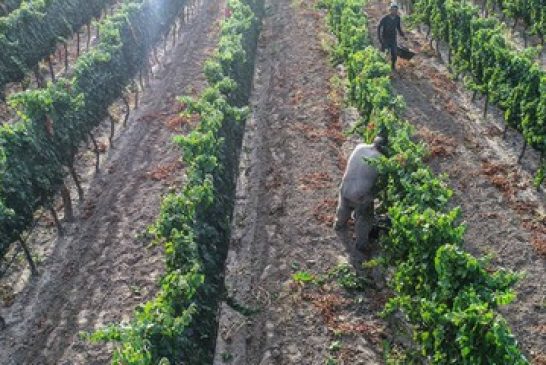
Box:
[214,1,387,364]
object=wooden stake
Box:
[61,184,73,222]
[122,95,131,127]
[108,112,116,147]
[88,132,100,173]
[76,31,81,57]
[64,42,69,72]
[48,55,55,82]
[518,140,527,163]
[87,23,91,50]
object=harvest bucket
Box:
[397,46,416,60]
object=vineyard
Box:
[0,0,544,364]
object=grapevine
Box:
[0,0,115,93]
[320,0,528,362]
[87,0,263,363]
[0,0,189,268]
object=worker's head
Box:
[390,2,399,15]
[373,135,388,154]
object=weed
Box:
[292,271,316,284]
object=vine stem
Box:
[18,236,38,276]
[517,140,527,163]
[69,161,84,202]
[88,132,100,173]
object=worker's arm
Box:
[377,18,384,44]
[397,17,406,38]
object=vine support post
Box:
[483,93,489,118]
[18,236,38,276]
[34,65,45,88]
[122,95,131,127]
[518,140,527,163]
[76,31,80,57]
[471,90,478,102]
[108,112,116,148]
[64,42,69,73]
[134,81,140,109]
[153,47,160,65]
[145,62,151,86]
[61,184,73,222]
[87,23,91,50]
[179,11,185,35]
[88,132,100,173]
[47,55,55,82]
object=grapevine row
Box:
[88,0,263,363]
[402,0,545,44]
[0,0,115,94]
[0,0,23,16]
[408,0,545,185]
[0,0,189,265]
[479,0,545,44]
[321,0,528,363]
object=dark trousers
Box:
[382,43,398,69]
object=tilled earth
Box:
[214,1,389,364]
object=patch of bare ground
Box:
[0,0,222,363]
[367,1,546,362]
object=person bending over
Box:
[334,137,387,251]
[378,2,407,70]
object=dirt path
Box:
[367,1,546,362]
[214,1,389,364]
[0,1,222,363]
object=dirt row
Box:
[0,0,222,363]
[214,0,389,363]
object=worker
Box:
[377,2,407,70]
[334,136,387,251]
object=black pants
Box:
[382,43,397,69]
